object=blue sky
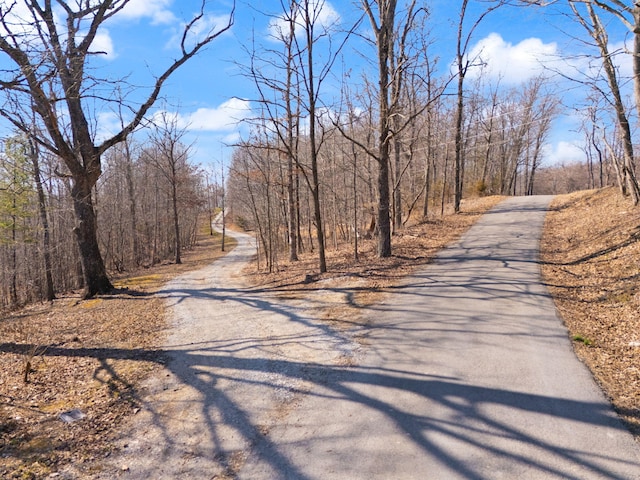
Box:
[1,0,633,169]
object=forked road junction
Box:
[96,196,640,479]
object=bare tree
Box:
[0,1,233,298]
[360,0,398,257]
[359,0,437,255]
[143,112,194,265]
[243,0,352,273]
[243,0,303,263]
[0,136,33,306]
[453,0,505,213]
[26,135,55,301]
[522,0,640,203]
[568,1,640,204]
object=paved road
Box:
[243,196,640,479]
[93,197,640,479]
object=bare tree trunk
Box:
[123,141,140,266]
[393,137,402,230]
[10,202,18,306]
[287,152,298,261]
[454,0,469,214]
[71,174,113,298]
[352,146,359,260]
[422,157,431,218]
[454,70,465,213]
[286,11,299,262]
[363,0,396,258]
[171,175,181,264]
[28,140,55,301]
[302,1,327,273]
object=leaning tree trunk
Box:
[71,175,113,299]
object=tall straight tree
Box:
[245,0,302,263]
[568,0,640,204]
[361,0,428,255]
[0,1,233,298]
[246,0,351,273]
[453,0,505,213]
[295,0,330,273]
[26,134,55,301]
[362,0,397,257]
[0,136,34,306]
[145,112,193,265]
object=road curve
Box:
[88,197,640,479]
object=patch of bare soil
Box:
[540,187,640,438]
[0,232,234,479]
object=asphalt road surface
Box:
[93,197,640,479]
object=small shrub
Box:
[572,334,594,346]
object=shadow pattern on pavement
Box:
[39,198,640,479]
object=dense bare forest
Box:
[1,0,639,308]
[0,131,224,309]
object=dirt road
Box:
[87,198,640,479]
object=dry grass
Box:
[0,231,235,479]
[541,187,640,437]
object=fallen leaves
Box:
[541,187,640,437]
[0,232,232,478]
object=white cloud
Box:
[466,33,559,84]
[545,140,586,165]
[116,0,176,25]
[167,13,232,51]
[96,98,251,144]
[609,40,633,79]
[95,111,122,142]
[90,29,116,59]
[161,99,252,132]
[0,2,46,43]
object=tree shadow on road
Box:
[4,259,635,479]
[4,199,638,478]
[4,321,635,479]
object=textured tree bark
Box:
[365,0,396,258]
[171,177,182,265]
[70,175,113,299]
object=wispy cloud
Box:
[183,99,252,131]
[546,140,585,164]
[166,13,233,51]
[96,98,251,143]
